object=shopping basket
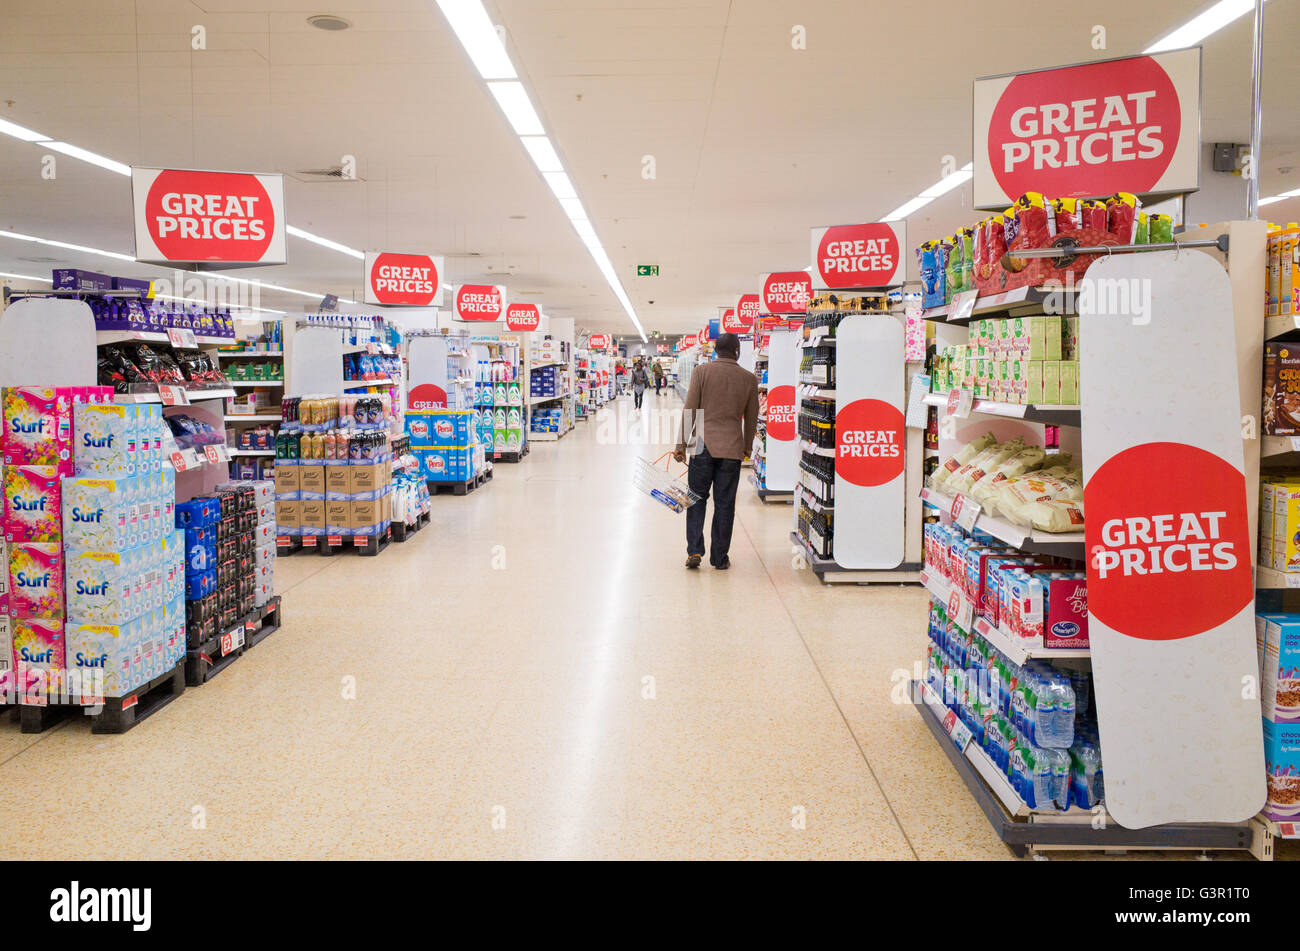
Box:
[633,452,701,514]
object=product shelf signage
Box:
[973,48,1201,209]
[728,295,760,332]
[810,222,906,289]
[588,333,611,350]
[131,167,287,266]
[833,315,905,568]
[363,252,445,307]
[452,284,507,322]
[761,271,814,314]
[1079,249,1263,828]
[504,302,540,332]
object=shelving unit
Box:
[915,221,1269,856]
[218,331,284,478]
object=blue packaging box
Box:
[408,410,472,448]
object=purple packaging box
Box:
[110,276,153,296]
[52,269,111,292]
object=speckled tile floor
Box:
[0,391,1284,860]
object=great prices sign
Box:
[766,384,797,442]
[728,295,761,332]
[504,302,540,332]
[835,399,905,486]
[453,284,506,322]
[810,222,905,289]
[761,272,813,314]
[131,167,286,265]
[364,252,444,307]
[681,333,697,348]
[974,49,1201,208]
[588,333,611,350]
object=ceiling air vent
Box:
[288,166,365,183]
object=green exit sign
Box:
[636,264,659,277]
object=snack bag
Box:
[918,241,941,305]
[960,227,976,291]
[1025,499,1085,533]
[1135,212,1149,245]
[934,237,951,303]
[929,432,997,492]
[944,235,963,294]
[9,542,64,618]
[3,465,62,543]
[1106,192,1141,243]
[1080,199,1108,231]
[1148,213,1174,244]
[3,387,71,468]
[1053,197,1082,234]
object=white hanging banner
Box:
[764,330,801,492]
[833,314,905,568]
[1080,249,1264,828]
[406,336,453,410]
[132,167,287,266]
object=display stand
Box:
[219,326,283,478]
[793,298,923,583]
[914,224,1271,857]
[751,328,798,503]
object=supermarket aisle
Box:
[0,391,1007,859]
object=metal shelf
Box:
[920,487,1085,558]
[921,285,1078,324]
[217,350,282,358]
[228,380,283,388]
[922,392,1080,427]
[225,414,281,422]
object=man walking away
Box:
[673,333,759,570]
[631,359,650,410]
[653,361,665,395]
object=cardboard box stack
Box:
[930,315,1078,405]
[56,397,186,699]
[1256,613,1300,822]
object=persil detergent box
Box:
[419,447,468,482]
[409,410,471,447]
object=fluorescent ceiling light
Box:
[1145,0,1260,54]
[487,81,544,135]
[1261,187,1300,207]
[42,141,131,176]
[558,197,586,220]
[0,117,49,142]
[0,229,136,262]
[572,219,597,240]
[434,0,516,80]
[542,171,577,201]
[286,225,364,259]
[883,162,974,221]
[0,270,50,282]
[520,136,563,173]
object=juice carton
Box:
[3,465,62,543]
[1282,224,1300,318]
[3,386,72,468]
[1059,361,1079,404]
[8,542,64,618]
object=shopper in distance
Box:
[674,332,760,570]
[652,360,665,396]
[630,358,650,411]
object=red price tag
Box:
[327,535,342,547]
[166,328,198,349]
[276,536,291,547]
[170,451,188,472]
[353,537,367,547]
[950,493,981,532]
[946,388,972,419]
[159,385,189,406]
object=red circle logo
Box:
[766,385,797,442]
[588,333,610,349]
[407,384,448,411]
[988,56,1180,201]
[370,254,440,306]
[144,170,274,263]
[728,295,760,332]
[505,303,540,331]
[815,224,901,289]
[1085,442,1251,641]
[762,272,813,314]
[835,399,904,487]
[455,284,505,321]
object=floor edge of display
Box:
[789,531,922,584]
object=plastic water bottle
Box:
[1068,739,1104,808]
[1035,671,1075,749]
[1041,747,1071,809]
[1069,668,1091,718]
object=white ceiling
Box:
[0,0,1297,334]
